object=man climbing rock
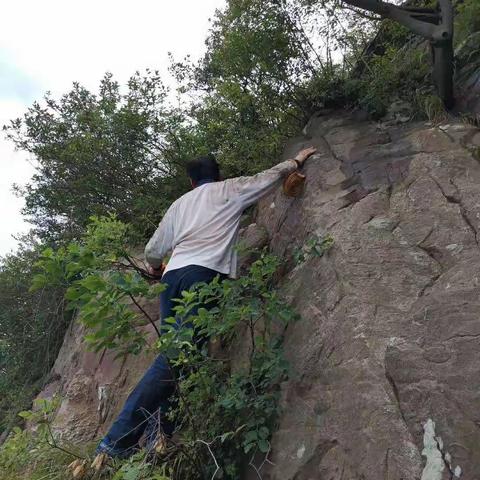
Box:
[91,146,316,467]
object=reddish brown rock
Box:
[37,315,159,444]
[251,112,480,479]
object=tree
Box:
[4,71,191,241]
[170,0,328,177]
[0,240,69,435]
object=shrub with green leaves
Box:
[143,253,298,478]
[293,233,334,265]
[32,215,165,355]
[455,0,480,45]
[0,241,70,437]
[343,21,432,118]
[9,230,298,479]
[0,397,86,480]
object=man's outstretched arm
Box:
[229,147,316,207]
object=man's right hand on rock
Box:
[294,146,317,167]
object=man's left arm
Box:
[144,208,174,275]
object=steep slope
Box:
[254,111,480,479]
[37,302,159,444]
[37,111,480,479]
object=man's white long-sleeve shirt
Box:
[144,159,297,278]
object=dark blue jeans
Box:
[97,264,225,457]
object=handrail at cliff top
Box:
[341,0,454,108]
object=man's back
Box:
[160,180,245,277]
[145,158,302,278]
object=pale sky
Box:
[0,0,225,256]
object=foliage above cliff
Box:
[5,0,458,242]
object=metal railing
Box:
[342,0,454,107]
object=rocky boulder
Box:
[253,111,480,479]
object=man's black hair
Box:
[186,154,220,183]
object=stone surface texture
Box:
[37,307,159,445]
[37,111,480,479]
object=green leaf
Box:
[258,438,270,453]
[81,275,105,291]
[244,430,258,443]
[17,411,33,420]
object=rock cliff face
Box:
[256,112,480,480]
[38,302,159,445]
[38,111,480,479]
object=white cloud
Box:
[0,99,37,255]
[0,53,40,102]
[0,0,225,255]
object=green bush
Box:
[455,0,480,44]
[343,21,431,118]
[0,398,88,480]
[32,216,165,355]
[0,242,71,437]
[1,245,298,479]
